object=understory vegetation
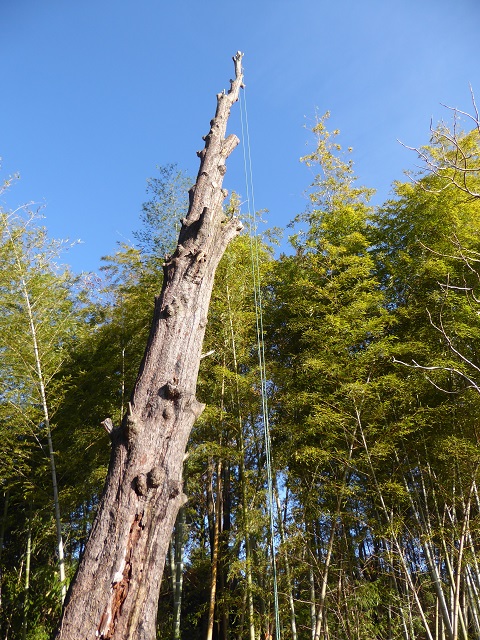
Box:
[1,110,480,640]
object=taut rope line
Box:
[239,80,282,640]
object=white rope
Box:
[239,82,282,640]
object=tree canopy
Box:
[1,104,480,640]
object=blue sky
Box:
[1,0,479,273]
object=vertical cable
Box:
[239,82,282,640]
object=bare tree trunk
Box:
[207,460,222,640]
[55,52,244,640]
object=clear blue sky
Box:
[1,0,479,273]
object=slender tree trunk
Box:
[207,460,222,640]
[308,542,316,640]
[237,587,247,640]
[452,481,473,640]
[404,480,453,640]
[168,539,175,599]
[403,456,471,640]
[359,425,434,640]
[220,461,231,640]
[0,490,8,615]
[274,486,296,640]
[313,515,336,640]
[228,297,256,640]
[173,505,185,640]
[465,567,480,637]
[21,277,67,603]
[55,53,245,640]
[391,562,410,640]
[207,459,216,560]
[21,525,31,640]
[313,413,358,640]
[241,459,256,640]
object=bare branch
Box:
[393,358,480,394]
[400,91,480,198]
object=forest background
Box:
[2,1,480,639]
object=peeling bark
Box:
[55,52,244,640]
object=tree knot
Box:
[165,378,181,400]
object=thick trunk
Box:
[56,52,244,640]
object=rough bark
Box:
[55,52,244,640]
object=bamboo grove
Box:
[1,109,480,639]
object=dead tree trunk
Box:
[55,52,244,640]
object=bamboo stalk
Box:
[21,278,66,603]
[274,483,297,640]
[359,425,434,640]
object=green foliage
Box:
[133,162,191,265]
[3,111,480,640]
[0,195,88,637]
